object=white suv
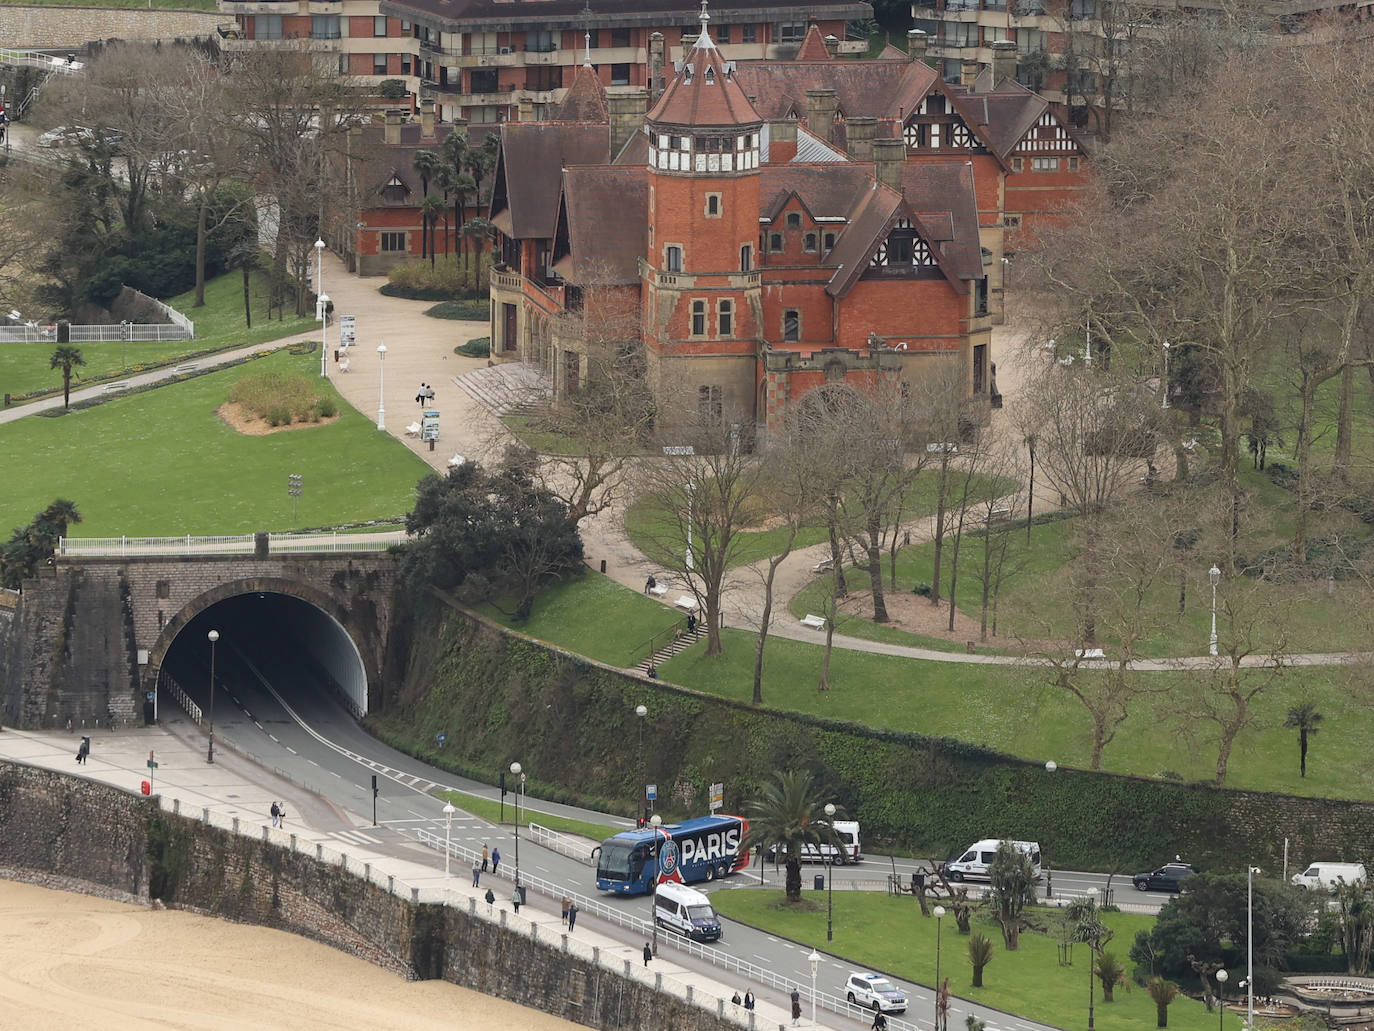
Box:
[844,971,908,1014]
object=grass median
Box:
[438,789,622,845]
[712,889,1216,1031]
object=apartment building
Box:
[217,0,872,123]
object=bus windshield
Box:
[597,841,638,881]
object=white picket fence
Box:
[59,532,404,557]
[0,323,191,343]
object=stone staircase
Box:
[455,361,551,417]
[638,625,703,674]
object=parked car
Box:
[36,125,93,148]
[843,971,908,1014]
[1133,862,1197,893]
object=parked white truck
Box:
[1291,862,1366,892]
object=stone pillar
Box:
[847,115,878,162]
[907,28,929,65]
[874,138,905,191]
[609,88,650,161]
[768,119,797,145]
[649,32,665,101]
[990,39,1018,87]
[420,98,435,138]
[961,57,979,90]
[384,109,402,145]
[518,98,534,122]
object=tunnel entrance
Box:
[158,591,369,726]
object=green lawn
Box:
[0,270,314,400]
[624,473,1018,571]
[712,891,1220,1031]
[0,349,431,536]
[656,628,1374,800]
[481,572,685,668]
[438,789,621,844]
[789,468,1372,659]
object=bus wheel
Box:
[718,863,730,879]
[705,865,716,882]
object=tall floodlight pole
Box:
[315,239,327,378]
[377,344,388,430]
[1209,564,1221,657]
[206,629,219,764]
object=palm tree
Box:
[988,842,1039,949]
[1284,702,1323,777]
[1095,951,1127,1002]
[462,217,493,293]
[420,195,445,270]
[49,345,86,409]
[740,771,846,903]
[412,150,439,202]
[440,132,476,260]
[967,932,994,987]
[1147,976,1180,1027]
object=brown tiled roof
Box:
[794,23,832,61]
[353,121,482,201]
[646,26,761,128]
[900,160,982,282]
[613,126,650,165]
[491,122,610,239]
[555,165,648,284]
[554,62,610,124]
[761,164,873,224]
[823,180,903,298]
[877,42,906,60]
[380,0,869,30]
[732,58,935,126]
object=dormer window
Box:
[786,212,801,229]
[704,66,715,85]
[381,174,407,203]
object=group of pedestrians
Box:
[269,800,287,828]
[415,382,436,405]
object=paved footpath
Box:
[0,720,813,1031]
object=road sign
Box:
[646,784,657,801]
[436,732,447,745]
[339,314,356,346]
[708,782,724,812]
[422,410,440,442]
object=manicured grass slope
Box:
[712,891,1218,1031]
[482,572,683,669]
[0,349,430,535]
[438,789,620,844]
[655,627,1374,800]
[0,270,314,398]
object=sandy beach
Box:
[0,878,582,1031]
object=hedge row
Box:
[371,597,1374,874]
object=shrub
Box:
[317,396,338,418]
[427,299,491,320]
[377,78,408,99]
[913,583,932,597]
[457,337,491,358]
[230,371,335,427]
[266,404,292,427]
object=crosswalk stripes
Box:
[331,828,384,846]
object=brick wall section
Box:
[0,762,739,1031]
[0,7,223,49]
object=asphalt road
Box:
[168,630,1174,1031]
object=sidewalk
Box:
[0,722,823,1031]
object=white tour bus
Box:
[767,821,863,864]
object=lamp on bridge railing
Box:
[509,761,525,900]
[443,801,456,879]
[206,629,219,764]
[649,813,663,956]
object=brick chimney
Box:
[805,87,837,145]
[518,97,534,122]
[649,32,666,101]
[824,33,839,58]
[990,40,1018,88]
[608,88,649,160]
[768,118,798,162]
[906,28,929,65]
[873,138,904,191]
[960,58,979,90]
[420,98,435,138]
[847,115,877,162]
[384,109,402,146]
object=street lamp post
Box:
[376,344,388,431]
[318,293,330,381]
[933,904,946,1031]
[1217,968,1228,1031]
[636,704,647,822]
[443,801,455,878]
[1247,867,1258,1031]
[1161,342,1171,410]
[1086,888,1099,1031]
[650,813,663,955]
[685,481,696,572]
[314,239,327,379]
[1209,564,1221,657]
[1026,434,1036,544]
[809,948,821,1027]
[824,802,836,942]
[509,761,524,894]
[206,629,219,764]
[1044,760,1057,899]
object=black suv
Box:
[1133,862,1197,893]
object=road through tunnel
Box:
[158,592,370,730]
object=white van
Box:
[654,881,722,941]
[945,839,1042,882]
[768,821,863,864]
[1291,862,1367,892]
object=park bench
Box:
[404,422,421,437]
[648,582,669,597]
[800,614,827,630]
[338,358,351,373]
[1074,648,1106,660]
[812,557,835,573]
[985,507,1012,524]
[674,595,698,611]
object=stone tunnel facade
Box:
[0,552,397,730]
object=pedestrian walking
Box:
[278,804,287,829]
[491,847,501,875]
[484,887,495,913]
[872,1012,888,1030]
[643,942,653,967]
[416,383,427,405]
[686,612,697,634]
[75,737,90,764]
[472,860,481,887]
[567,901,578,931]
[481,844,489,871]
[425,384,436,403]
[791,989,802,1026]
[512,886,522,914]
[561,897,570,924]
[731,991,742,1007]
[270,801,281,828]
[744,990,755,1012]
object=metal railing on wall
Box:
[58,532,404,557]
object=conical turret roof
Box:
[646,0,761,129]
